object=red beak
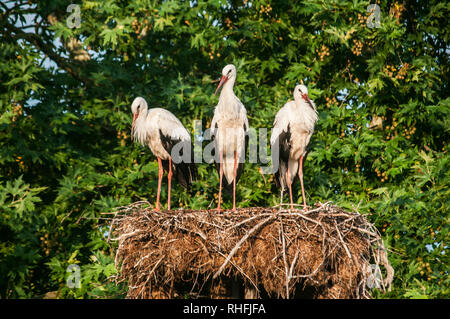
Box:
[131,113,138,141]
[215,75,228,96]
[302,93,312,106]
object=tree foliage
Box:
[0,0,448,298]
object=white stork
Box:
[211,64,249,211]
[131,97,197,211]
[270,84,318,210]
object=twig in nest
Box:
[291,259,324,279]
[213,216,275,279]
[216,251,260,294]
[279,217,290,299]
[288,249,300,280]
[225,212,273,231]
[335,221,353,261]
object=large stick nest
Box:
[107,202,394,299]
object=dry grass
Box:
[105,201,393,299]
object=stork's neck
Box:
[294,97,308,109]
[218,77,238,108]
[221,76,236,95]
[135,107,149,129]
[138,107,148,119]
[133,107,150,145]
[293,96,317,116]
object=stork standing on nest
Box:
[211,64,249,211]
[131,97,197,211]
[270,84,318,210]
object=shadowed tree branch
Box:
[0,14,90,85]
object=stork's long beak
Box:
[214,75,228,96]
[302,93,314,109]
[131,113,138,141]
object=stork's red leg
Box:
[217,151,223,211]
[286,165,294,210]
[232,151,238,211]
[298,155,307,211]
[167,157,172,210]
[156,158,163,211]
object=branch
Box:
[1,18,89,85]
[279,217,290,299]
[213,216,275,279]
[0,1,28,16]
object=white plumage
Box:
[131,97,197,211]
[132,97,191,159]
[211,64,249,211]
[271,84,318,210]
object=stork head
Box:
[131,97,147,141]
[294,84,313,106]
[215,64,236,95]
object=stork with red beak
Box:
[270,84,318,210]
[131,97,197,211]
[211,64,249,211]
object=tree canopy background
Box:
[0,0,448,298]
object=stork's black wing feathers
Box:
[159,129,197,189]
[211,122,219,175]
[273,123,295,191]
